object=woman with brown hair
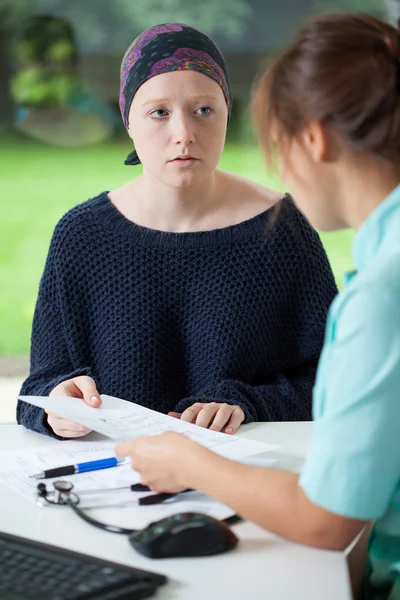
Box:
[117,13,400,599]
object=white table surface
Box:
[0,422,352,600]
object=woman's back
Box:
[300,187,400,596]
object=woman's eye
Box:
[196,106,212,116]
[151,109,168,118]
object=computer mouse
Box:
[129,512,239,559]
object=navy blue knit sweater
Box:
[17,191,338,436]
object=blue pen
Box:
[31,457,125,480]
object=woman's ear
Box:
[301,121,328,163]
[127,124,135,143]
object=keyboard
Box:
[0,530,167,600]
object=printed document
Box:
[19,394,279,460]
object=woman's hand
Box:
[168,402,245,434]
[116,431,209,492]
[46,376,101,438]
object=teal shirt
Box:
[300,184,400,600]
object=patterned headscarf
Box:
[119,23,232,165]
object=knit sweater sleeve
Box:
[17,218,92,437]
[174,203,338,423]
[173,365,317,423]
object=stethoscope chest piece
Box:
[36,480,80,506]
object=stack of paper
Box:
[3,394,279,526]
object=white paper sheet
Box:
[0,439,277,526]
[18,394,279,459]
[0,439,137,500]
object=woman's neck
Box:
[134,171,221,232]
[336,157,400,231]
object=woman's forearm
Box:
[184,449,365,550]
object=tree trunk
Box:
[0,27,14,133]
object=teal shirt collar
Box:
[352,183,400,273]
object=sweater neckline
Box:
[90,190,287,248]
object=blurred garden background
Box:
[0,0,398,368]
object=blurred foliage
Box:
[11,14,79,108]
[11,69,77,106]
[0,0,253,49]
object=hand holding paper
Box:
[18,393,279,461]
[47,376,102,437]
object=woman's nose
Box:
[172,114,195,145]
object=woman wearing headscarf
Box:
[18,23,337,438]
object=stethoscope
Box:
[36,480,242,534]
[36,480,140,534]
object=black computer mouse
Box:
[129,512,239,559]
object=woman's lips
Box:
[169,157,199,167]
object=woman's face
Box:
[128,70,228,188]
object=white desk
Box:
[0,422,352,600]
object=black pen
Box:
[139,488,193,506]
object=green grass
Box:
[0,133,354,355]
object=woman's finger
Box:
[167,412,181,419]
[69,376,101,407]
[74,376,102,407]
[223,406,245,434]
[195,403,219,428]
[208,404,233,432]
[50,376,101,407]
[179,403,204,423]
